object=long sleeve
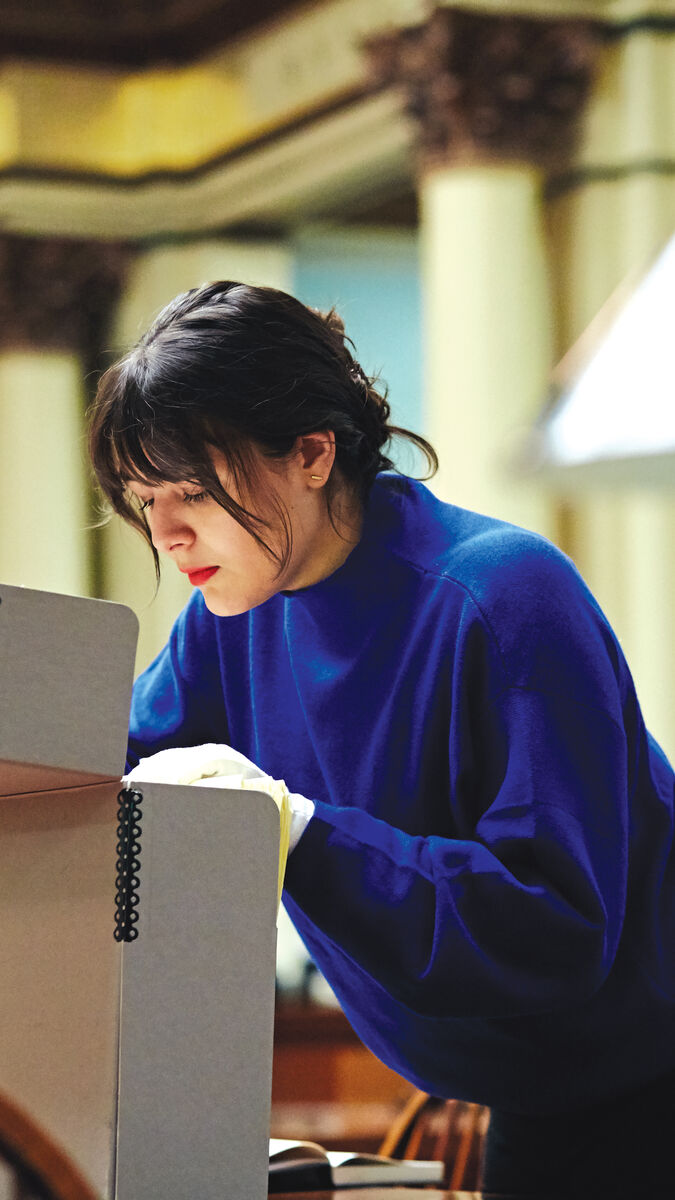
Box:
[285,681,629,1020]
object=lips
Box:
[185,566,219,586]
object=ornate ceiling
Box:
[0,0,302,65]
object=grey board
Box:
[0,582,138,781]
[115,781,280,1200]
[0,583,138,1195]
[0,779,122,1197]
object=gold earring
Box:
[310,475,322,481]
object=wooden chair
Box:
[0,1091,98,1200]
[379,1088,490,1191]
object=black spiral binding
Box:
[114,787,143,943]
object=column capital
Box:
[0,234,130,360]
[365,6,601,173]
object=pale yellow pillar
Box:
[546,25,675,759]
[421,164,554,536]
[367,8,598,543]
[0,352,90,595]
[103,238,293,674]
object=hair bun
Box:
[315,306,346,340]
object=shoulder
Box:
[171,589,216,654]
[160,589,247,682]
[388,476,625,709]
[389,474,583,607]
[132,590,216,695]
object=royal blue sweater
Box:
[127,473,675,1114]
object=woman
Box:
[89,280,674,1194]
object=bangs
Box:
[91,383,221,508]
[105,412,220,493]
[88,357,291,577]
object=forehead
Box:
[125,476,196,493]
[109,417,216,486]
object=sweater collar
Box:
[280,472,407,606]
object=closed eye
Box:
[135,490,207,511]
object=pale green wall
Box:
[292,227,425,473]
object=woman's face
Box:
[126,439,358,617]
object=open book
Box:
[268,1137,444,1191]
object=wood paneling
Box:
[271,1004,415,1152]
[0,0,305,66]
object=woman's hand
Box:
[124,743,314,852]
[124,742,266,787]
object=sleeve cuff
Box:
[287,792,315,852]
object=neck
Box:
[283,487,363,592]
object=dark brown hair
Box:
[89,280,437,577]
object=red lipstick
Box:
[185,566,219,586]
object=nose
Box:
[147,501,196,556]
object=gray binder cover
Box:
[115,782,279,1200]
[0,583,138,791]
[0,582,138,1195]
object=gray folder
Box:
[115,781,279,1200]
[0,582,279,1200]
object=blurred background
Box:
[0,0,673,1153]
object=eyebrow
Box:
[125,480,152,492]
[125,479,205,494]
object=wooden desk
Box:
[270,1099,402,1152]
[273,1003,412,1104]
[269,1191,498,1199]
[272,1003,415,1154]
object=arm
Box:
[285,690,628,1020]
[284,545,633,1021]
[126,594,228,771]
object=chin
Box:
[200,586,276,618]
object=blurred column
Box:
[0,235,127,595]
[367,9,599,537]
[105,238,293,674]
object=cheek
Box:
[202,511,247,551]
[205,517,272,574]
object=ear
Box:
[296,432,335,487]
